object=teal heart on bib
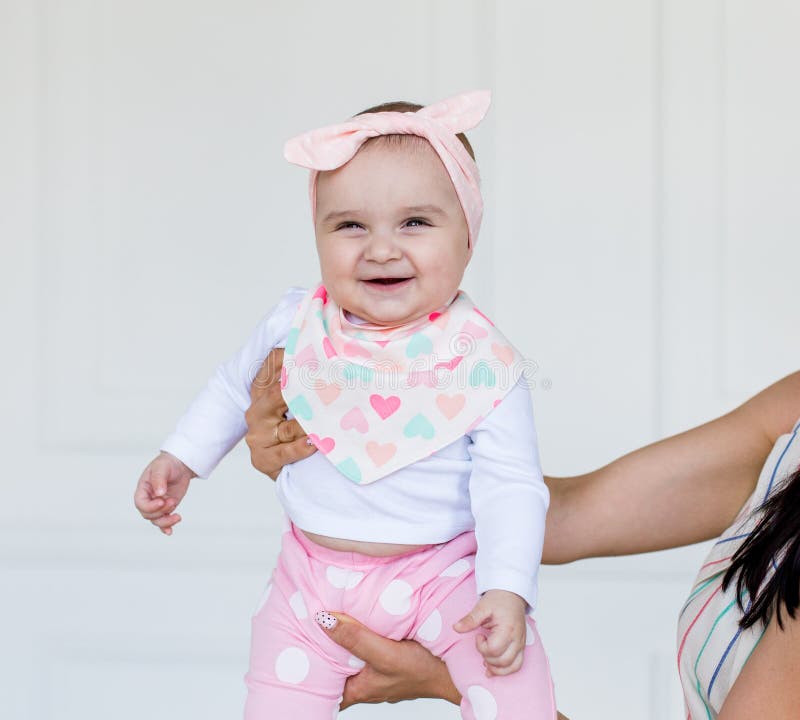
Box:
[336,457,362,483]
[285,327,299,355]
[403,413,435,440]
[287,394,313,421]
[344,363,375,384]
[469,361,497,388]
[406,333,433,358]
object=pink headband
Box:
[283,90,490,248]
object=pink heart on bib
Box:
[436,393,466,420]
[322,337,337,358]
[312,286,328,304]
[366,441,396,467]
[369,394,401,420]
[308,434,335,454]
[344,342,372,359]
[340,406,368,434]
[295,344,318,368]
[461,319,488,339]
[491,343,515,366]
[314,380,341,405]
[435,355,463,372]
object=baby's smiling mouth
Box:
[364,277,412,285]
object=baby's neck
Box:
[342,309,429,328]
[342,309,370,325]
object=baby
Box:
[134,91,555,718]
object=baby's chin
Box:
[342,300,436,328]
[348,306,431,327]
[328,280,456,327]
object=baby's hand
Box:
[133,451,195,535]
[453,589,528,677]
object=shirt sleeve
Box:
[467,376,549,611]
[159,287,306,478]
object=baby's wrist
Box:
[482,588,526,605]
[159,450,196,478]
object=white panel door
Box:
[2,1,798,718]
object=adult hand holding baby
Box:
[317,609,569,718]
[244,348,317,479]
[315,610,461,708]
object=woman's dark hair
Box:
[355,100,476,161]
[722,465,800,629]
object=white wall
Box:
[1,1,798,718]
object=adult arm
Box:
[543,371,800,564]
[245,357,800,711]
[247,366,800,562]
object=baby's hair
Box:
[355,100,476,161]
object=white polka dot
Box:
[325,565,365,589]
[379,579,413,615]
[275,646,310,684]
[348,655,366,670]
[289,591,308,619]
[253,583,272,615]
[440,558,470,577]
[416,609,442,641]
[525,621,536,646]
[467,685,498,720]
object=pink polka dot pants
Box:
[244,523,556,719]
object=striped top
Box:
[677,415,800,718]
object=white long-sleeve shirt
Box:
[161,287,548,609]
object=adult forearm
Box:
[541,404,774,563]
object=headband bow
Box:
[283,90,491,248]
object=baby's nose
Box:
[363,231,402,262]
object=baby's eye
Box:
[405,218,431,228]
[336,221,364,231]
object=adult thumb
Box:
[453,604,490,634]
[314,611,394,669]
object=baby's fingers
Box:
[477,627,516,660]
[484,651,524,677]
[138,496,178,521]
[482,638,524,668]
[151,513,182,535]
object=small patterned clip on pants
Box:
[244,523,556,719]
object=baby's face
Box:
[314,139,471,326]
